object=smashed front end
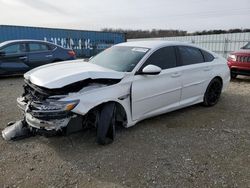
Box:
[10,77,121,140]
[17,80,80,131]
[1,79,89,141]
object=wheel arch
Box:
[212,76,223,86]
[86,100,128,126]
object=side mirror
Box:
[140,64,162,75]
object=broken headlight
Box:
[32,100,80,112]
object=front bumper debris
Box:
[17,97,27,111]
[2,83,83,141]
[25,113,70,131]
[17,97,73,131]
[2,113,83,141]
[2,120,32,141]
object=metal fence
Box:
[128,32,250,58]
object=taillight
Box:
[68,50,76,57]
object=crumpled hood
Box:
[24,60,125,89]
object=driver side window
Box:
[141,46,177,70]
[0,43,26,55]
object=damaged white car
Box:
[2,41,230,144]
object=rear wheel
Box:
[96,103,116,145]
[203,78,223,106]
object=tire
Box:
[96,103,116,145]
[230,72,237,79]
[203,78,223,107]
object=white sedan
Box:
[16,41,230,144]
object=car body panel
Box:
[16,41,230,131]
[179,62,213,105]
[24,60,125,89]
[0,52,29,74]
[131,68,182,121]
[0,40,76,76]
[27,50,53,68]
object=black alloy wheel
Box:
[203,78,223,106]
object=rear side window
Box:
[48,44,56,50]
[29,43,49,52]
[201,50,214,62]
[142,46,177,70]
[178,46,204,66]
[0,43,26,55]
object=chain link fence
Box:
[128,32,250,58]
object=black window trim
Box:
[137,45,179,74]
[48,44,58,51]
[200,49,215,62]
[177,45,207,66]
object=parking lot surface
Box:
[0,76,250,188]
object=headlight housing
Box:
[32,100,79,112]
[228,54,236,62]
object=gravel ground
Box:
[0,76,250,188]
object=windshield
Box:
[242,42,250,49]
[89,46,149,72]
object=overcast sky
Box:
[0,0,249,32]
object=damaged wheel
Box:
[96,102,116,145]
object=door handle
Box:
[171,72,181,78]
[204,66,212,71]
[46,55,53,58]
[19,56,27,61]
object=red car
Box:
[227,42,250,78]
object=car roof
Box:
[116,40,198,49]
[0,39,59,48]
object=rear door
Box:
[177,46,213,105]
[0,42,29,74]
[131,46,182,120]
[27,42,53,68]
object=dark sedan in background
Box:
[0,40,76,76]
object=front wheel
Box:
[203,78,223,107]
[96,103,116,145]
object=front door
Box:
[0,43,29,74]
[131,46,182,120]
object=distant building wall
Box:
[128,32,250,58]
[0,25,126,58]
